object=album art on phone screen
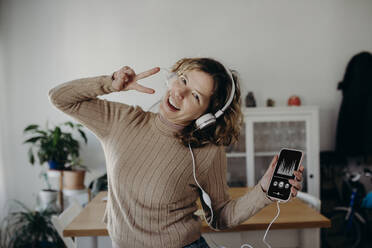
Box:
[277,156,298,177]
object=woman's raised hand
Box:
[112,66,160,93]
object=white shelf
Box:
[254,152,277,157]
[254,151,307,157]
[227,151,307,158]
[243,106,319,116]
[226,152,246,158]
[63,187,88,196]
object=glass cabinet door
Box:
[225,106,319,198]
[227,107,320,197]
[252,120,308,193]
[226,122,246,187]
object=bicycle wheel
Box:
[324,210,362,248]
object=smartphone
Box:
[267,148,303,202]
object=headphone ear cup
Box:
[195,113,216,130]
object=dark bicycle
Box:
[324,168,372,248]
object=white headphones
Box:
[194,64,236,130]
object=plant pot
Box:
[37,189,60,212]
[63,170,86,190]
[47,160,65,170]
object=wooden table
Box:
[64,189,330,248]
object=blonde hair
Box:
[170,57,244,148]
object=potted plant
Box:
[0,200,64,248]
[36,171,60,213]
[63,155,90,190]
[23,121,88,170]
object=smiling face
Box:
[159,69,215,127]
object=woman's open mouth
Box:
[167,97,180,112]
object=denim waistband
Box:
[183,236,210,248]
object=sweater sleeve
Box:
[200,146,274,230]
[48,74,136,141]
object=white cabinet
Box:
[226,106,320,198]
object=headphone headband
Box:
[195,61,236,130]
[214,63,236,119]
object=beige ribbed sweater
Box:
[48,74,273,248]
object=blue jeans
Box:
[183,236,210,248]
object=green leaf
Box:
[23,124,39,133]
[23,136,43,144]
[54,126,61,135]
[34,130,47,136]
[38,149,50,165]
[64,121,74,128]
[78,129,87,144]
[28,147,35,165]
[52,127,61,146]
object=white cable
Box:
[239,201,281,248]
[188,143,202,190]
[262,201,281,248]
[240,245,253,248]
[188,143,215,229]
[206,199,281,248]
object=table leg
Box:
[76,236,98,248]
[300,228,320,248]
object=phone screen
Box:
[267,149,303,201]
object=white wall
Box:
[0,0,10,218]
[1,0,372,210]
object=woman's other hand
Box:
[289,165,304,198]
[112,66,160,93]
[259,155,305,198]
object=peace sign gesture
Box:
[112,66,160,94]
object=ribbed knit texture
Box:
[48,75,273,248]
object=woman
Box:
[49,57,304,248]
